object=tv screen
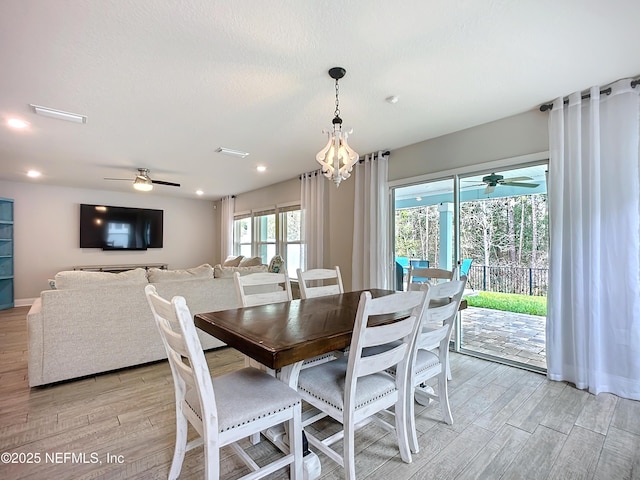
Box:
[80,204,163,250]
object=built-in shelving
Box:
[0,198,14,310]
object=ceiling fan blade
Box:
[484,185,495,194]
[501,176,532,182]
[104,177,131,181]
[151,179,181,187]
[502,182,539,188]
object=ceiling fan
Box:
[104,168,181,191]
[479,173,539,194]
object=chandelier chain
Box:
[334,79,340,118]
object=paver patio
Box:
[459,305,547,370]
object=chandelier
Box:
[316,67,359,187]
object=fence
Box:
[468,265,548,296]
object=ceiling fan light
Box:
[133,176,153,191]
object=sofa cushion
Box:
[214,264,268,278]
[223,255,243,267]
[239,256,262,267]
[53,268,148,290]
[147,264,214,283]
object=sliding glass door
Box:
[392,162,548,372]
[392,178,455,291]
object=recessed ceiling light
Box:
[7,118,29,129]
[29,104,87,124]
[196,190,204,196]
[27,170,41,178]
[386,95,399,104]
[256,165,266,172]
[215,147,250,158]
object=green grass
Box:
[465,291,547,316]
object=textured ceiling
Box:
[1,0,639,200]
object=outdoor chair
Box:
[145,285,303,480]
[459,258,474,289]
[409,259,430,282]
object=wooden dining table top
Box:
[194,289,467,371]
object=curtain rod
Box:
[539,78,640,112]
[300,151,391,178]
[358,150,390,163]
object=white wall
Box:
[389,110,549,181]
[233,177,300,213]
[0,180,216,302]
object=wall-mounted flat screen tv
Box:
[80,204,163,250]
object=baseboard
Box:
[15,298,37,307]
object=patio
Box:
[459,305,547,370]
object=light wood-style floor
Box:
[1,306,639,479]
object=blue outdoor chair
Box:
[460,258,474,289]
[409,259,430,282]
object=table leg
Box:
[263,361,321,480]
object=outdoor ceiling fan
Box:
[104,168,180,191]
[479,173,540,194]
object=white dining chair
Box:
[144,284,303,480]
[296,290,428,479]
[361,277,466,455]
[296,266,344,299]
[233,271,292,307]
[406,277,466,452]
[407,265,458,381]
[296,266,346,368]
[407,266,456,286]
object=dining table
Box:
[193,288,467,480]
[194,288,467,386]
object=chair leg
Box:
[290,403,303,480]
[406,385,419,454]
[446,349,452,380]
[343,421,357,480]
[169,411,188,480]
[203,436,220,480]
[438,372,453,425]
[395,392,414,462]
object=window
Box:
[233,215,252,258]
[233,205,301,276]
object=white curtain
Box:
[220,195,235,261]
[547,79,640,400]
[300,171,325,269]
[351,151,389,290]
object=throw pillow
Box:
[268,255,285,273]
[147,264,214,283]
[223,255,243,267]
[238,256,262,267]
[54,268,148,290]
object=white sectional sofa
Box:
[27,263,267,386]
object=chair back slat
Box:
[408,267,456,287]
[356,343,408,378]
[347,290,427,386]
